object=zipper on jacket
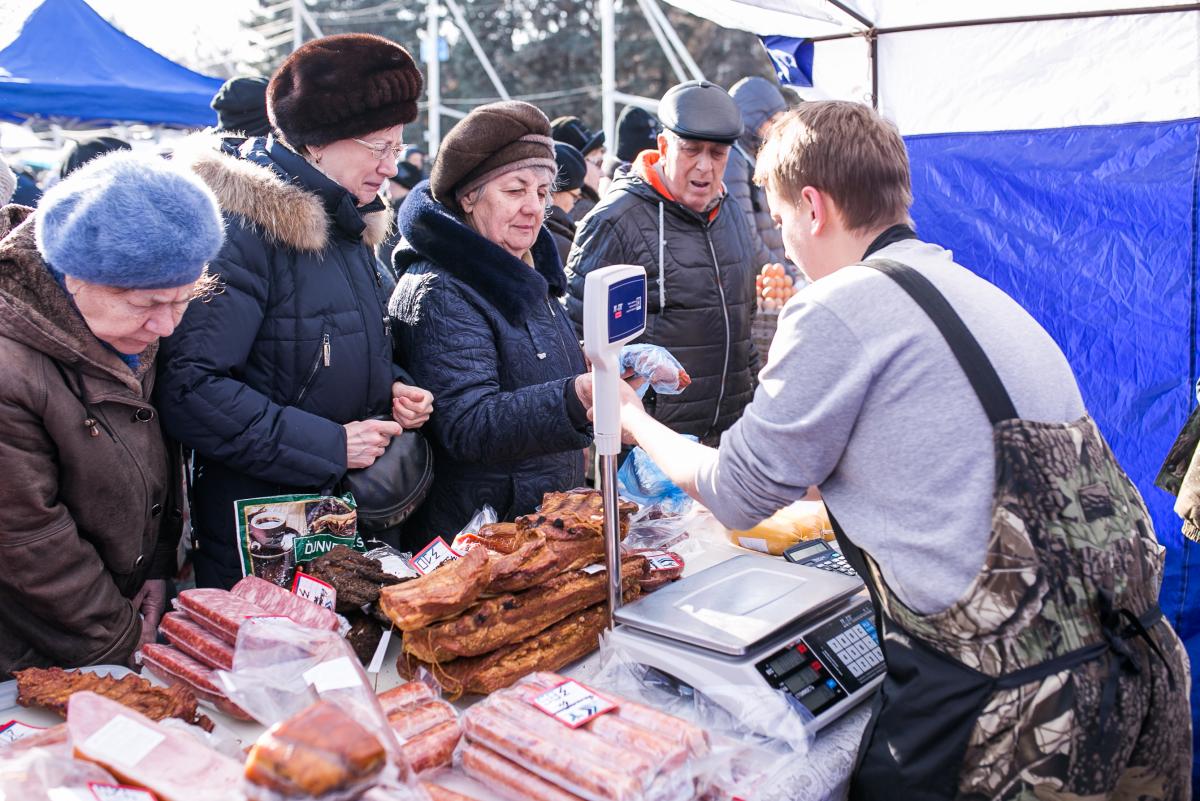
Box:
[546,298,576,367]
[705,229,731,432]
[295,332,330,405]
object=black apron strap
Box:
[864,259,1018,425]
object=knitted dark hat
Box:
[59,136,131,180]
[267,34,423,150]
[615,106,659,162]
[550,115,604,155]
[553,142,585,193]
[211,76,270,137]
[392,160,423,190]
[431,101,557,212]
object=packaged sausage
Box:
[176,588,276,643]
[160,611,236,671]
[216,618,428,800]
[232,575,341,632]
[726,500,833,555]
[459,673,712,801]
[141,643,253,720]
[378,682,461,774]
[67,691,244,801]
[0,744,120,801]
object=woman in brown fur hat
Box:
[159,34,435,587]
[388,101,605,546]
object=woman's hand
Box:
[344,419,404,468]
[392,381,434,429]
[131,579,166,648]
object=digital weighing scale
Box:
[581,265,885,736]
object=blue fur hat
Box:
[36,150,224,289]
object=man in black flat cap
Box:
[547,141,586,265]
[565,80,758,445]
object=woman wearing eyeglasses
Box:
[158,34,434,589]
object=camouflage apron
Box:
[831,260,1191,801]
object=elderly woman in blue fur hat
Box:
[0,151,224,678]
[389,101,599,547]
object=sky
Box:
[87,0,260,75]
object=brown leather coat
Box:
[0,205,181,679]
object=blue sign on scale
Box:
[607,275,646,344]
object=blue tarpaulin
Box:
[0,0,223,128]
[908,118,1200,782]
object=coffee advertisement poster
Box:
[233,493,363,587]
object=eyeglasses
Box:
[352,138,407,161]
[585,155,604,169]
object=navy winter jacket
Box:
[158,135,400,588]
[389,183,590,546]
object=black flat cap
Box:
[553,142,586,192]
[658,80,743,145]
[550,116,605,156]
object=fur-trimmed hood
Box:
[173,133,389,253]
[391,181,568,326]
[0,205,152,391]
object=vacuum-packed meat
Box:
[175,588,273,643]
[140,643,252,721]
[460,742,586,801]
[159,611,235,671]
[231,575,340,631]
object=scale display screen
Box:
[607,276,646,343]
[755,599,885,718]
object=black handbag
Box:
[342,421,433,534]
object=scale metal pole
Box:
[601,453,622,627]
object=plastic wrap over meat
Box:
[215,618,428,800]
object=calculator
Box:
[783,539,859,578]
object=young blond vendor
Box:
[600,101,1190,801]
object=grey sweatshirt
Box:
[695,238,1085,614]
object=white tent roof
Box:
[660,0,1200,135]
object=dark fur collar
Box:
[394,182,567,326]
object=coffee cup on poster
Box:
[250,511,285,545]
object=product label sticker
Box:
[0,719,45,744]
[47,790,90,801]
[580,563,606,575]
[366,629,393,674]
[83,716,164,767]
[302,656,361,693]
[737,536,770,554]
[291,571,337,611]
[411,537,459,575]
[638,551,681,571]
[531,679,617,728]
[88,783,157,801]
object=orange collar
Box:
[633,150,723,222]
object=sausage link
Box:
[460,743,586,801]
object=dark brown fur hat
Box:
[430,101,556,213]
[267,34,423,150]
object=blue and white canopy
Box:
[667,0,1200,779]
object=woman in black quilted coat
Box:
[389,102,593,546]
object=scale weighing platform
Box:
[610,554,886,733]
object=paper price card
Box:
[83,717,164,767]
[411,537,459,575]
[89,783,156,801]
[639,551,681,571]
[292,570,337,610]
[531,680,617,728]
[0,719,45,744]
[303,656,361,693]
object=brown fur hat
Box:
[267,34,423,150]
[431,101,557,213]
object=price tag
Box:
[531,680,617,728]
[638,551,681,571]
[291,571,337,610]
[411,537,460,575]
[0,719,45,744]
[580,563,606,575]
[89,783,157,801]
[303,656,361,693]
[83,716,164,766]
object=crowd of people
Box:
[0,29,1189,801]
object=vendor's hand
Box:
[588,378,644,445]
[575,372,646,412]
[132,579,166,648]
[392,381,433,429]
[345,419,403,469]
